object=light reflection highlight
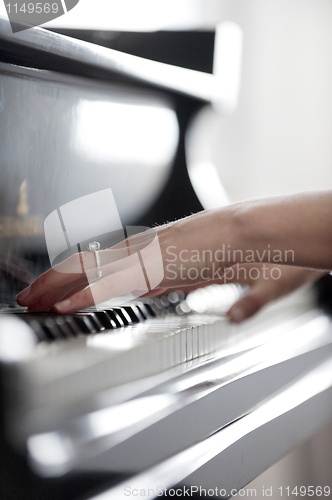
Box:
[74,100,179,166]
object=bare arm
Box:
[16,190,332,314]
[229,191,332,270]
[159,190,332,274]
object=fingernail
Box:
[16,286,31,303]
[229,306,245,323]
[54,299,71,312]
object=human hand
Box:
[224,264,325,322]
[15,212,234,313]
[16,195,331,314]
[148,264,325,323]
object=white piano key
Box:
[180,330,187,364]
[200,323,209,357]
[173,331,181,367]
[192,326,198,360]
[186,327,193,361]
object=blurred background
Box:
[41,0,332,203]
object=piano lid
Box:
[0,16,242,112]
[0,16,242,305]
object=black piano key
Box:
[64,316,81,336]
[72,315,97,334]
[0,293,191,344]
[122,305,141,323]
[133,305,147,320]
[54,316,74,338]
[26,319,49,342]
[141,302,157,317]
[151,297,167,312]
[135,304,153,319]
[92,310,117,330]
[104,309,124,328]
[13,312,64,340]
[74,312,105,333]
[111,308,132,326]
[143,300,160,317]
[43,317,67,340]
[87,313,105,332]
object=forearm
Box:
[16,190,332,313]
[158,190,332,288]
[222,191,332,271]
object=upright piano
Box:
[1,16,332,500]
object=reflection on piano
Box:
[1,16,332,500]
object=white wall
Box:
[207,0,332,202]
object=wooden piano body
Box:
[1,17,332,499]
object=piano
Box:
[1,16,332,500]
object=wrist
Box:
[229,199,278,266]
[214,202,252,267]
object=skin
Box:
[16,190,332,322]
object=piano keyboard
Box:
[0,285,241,343]
[2,284,331,489]
[0,303,160,341]
[0,287,241,416]
[0,285,315,436]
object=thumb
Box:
[227,286,273,323]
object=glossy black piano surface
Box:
[0,18,219,306]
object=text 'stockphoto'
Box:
[44,188,164,307]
